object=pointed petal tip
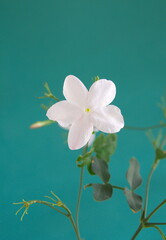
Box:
[68,136,88,150]
[68,142,83,150]
[69,145,78,150]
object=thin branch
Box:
[124,123,166,131]
[131,224,143,240]
[112,185,124,191]
[146,222,166,226]
[141,160,159,219]
[146,199,166,221]
[149,225,166,240]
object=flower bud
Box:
[30,120,54,129]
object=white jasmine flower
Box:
[46,75,124,150]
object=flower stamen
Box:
[85,108,91,113]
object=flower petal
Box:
[91,105,124,133]
[46,100,82,127]
[88,79,116,108]
[88,133,96,147]
[63,75,88,108]
[68,115,93,150]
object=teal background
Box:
[1,0,166,239]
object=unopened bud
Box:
[30,120,54,129]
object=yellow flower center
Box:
[85,108,91,113]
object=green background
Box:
[1,0,166,239]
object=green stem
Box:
[148,225,166,240]
[45,198,81,240]
[131,159,160,239]
[141,160,159,219]
[146,222,166,226]
[124,123,166,131]
[131,224,143,240]
[43,200,81,240]
[112,185,124,191]
[75,144,88,239]
[49,95,60,101]
[146,199,166,221]
[36,200,68,216]
[68,214,81,240]
[75,167,84,239]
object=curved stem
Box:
[141,160,159,219]
[132,159,160,239]
[142,167,155,219]
[39,201,81,240]
[146,199,166,221]
[68,215,81,240]
[149,225,166,240]
[37,200,68,216]
[40,199,81,240]
[124,123,166,131]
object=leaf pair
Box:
[85,183,113,201]
[76,133,117,170]
[85,157,113,201]
[79,133,117,202]
[124,158,142,213]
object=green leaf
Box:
[124,188,142,213]
[85,183,113,201]
[76,151,92,167]
[156,148,166,160]
[126,158,142,191]
[93,134,117,162]
[87,162,96,175]
[90,157,110,183]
